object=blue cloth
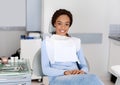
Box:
[50,74,104,85]
[41,38,104,85]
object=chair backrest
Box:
[84,57,90,71]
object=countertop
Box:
[109,35,120,41]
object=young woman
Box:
[41,9,104,85]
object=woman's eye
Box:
[65,23,70,26]
[57,22,62,25]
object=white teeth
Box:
[60,30,65,32]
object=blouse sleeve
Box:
[76,48,89,73]
[41,40,66,76]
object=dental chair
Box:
[40,55,90,85]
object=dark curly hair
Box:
[51,9,73,27]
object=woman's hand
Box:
[64,70,72,75]
[64,69,85,75]
[71,69,85,74]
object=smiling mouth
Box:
[60,30,65,33]
[59,29,66,33]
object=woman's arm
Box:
[76,48,89,73]
[41,40,66,76]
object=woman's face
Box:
[54,15,70,36]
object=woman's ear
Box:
[49,22,56,33]
[54,23,56,27]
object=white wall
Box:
[0,31,25,57]
[108,0,120,24]
[0,0,26,57]
[0,0,26,26]
[42,0,107,33]
[42,0,120,80]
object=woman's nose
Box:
[61,25,66,29]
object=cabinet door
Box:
[26,0,41,31]
[109,39,120,70]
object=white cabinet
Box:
[108,39,120,71]
[20,39,42,80]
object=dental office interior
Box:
[0,0,120,85]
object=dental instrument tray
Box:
[0,61,28,74]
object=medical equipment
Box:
[20,38,42,81]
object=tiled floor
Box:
[31,78,115,85]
